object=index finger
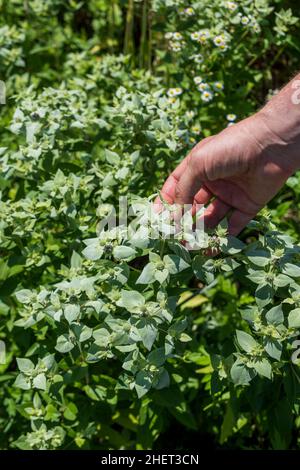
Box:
[154,156,189,207]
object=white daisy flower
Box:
[191,31,201,41]
[213,35,226,47]
[170,41,183,52]
[225,1,238,11]
[194,76,203,85]
[192,125,201,133]
[213,81,224,91]
[241,16,250,25]
[201,91,213,102]
[198,82,210,92]
[167,88,183,98]
[173,32,183,41]
[200,30,210,38]
[199,29,211,43]
[226,113,237,121]
[192,54,204,64]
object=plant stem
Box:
[160,239,166,258]
[124,0,135,56]
[139,0,148,69]
[148,3,153,71]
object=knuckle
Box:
[190,136,214,162]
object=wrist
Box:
[254,77,300,175]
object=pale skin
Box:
[158,74,300,235]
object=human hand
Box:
[158,112,298,235]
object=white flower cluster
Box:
[213,33,229,51]
[237,13,260,32]
[166,87,183,103]
[193,77,224,103]
[190,29,211,44]
[165,31,185,52]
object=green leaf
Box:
[136,263,156,284]
[165,139,177,151]
[147,348,166,367]
[82,240,104,260]
[154,369,170,390]
[70,251,82,269]
[264,339,282,360]
[247,270,266,284]
[255,283,273,308]
[113,245,136,259]
[137,320,158,351]
[134,371,152,398]
[220,236,245,254]
[179,332,192,342]
[288,308,300,328]
[55,334,74,353]
[169,241,192,264]
[79,325,93,342]
[32,373,47,390]
[265,305,284,326]
[236,330,258,353]
[93,328,110,347]
[274,274,293,287]
[15,290,32,304]
[26,122,40,143]
[282,263,300,278]
[220,401,236,444]
[41,355,55,370]
[251,358,272,379]
[14,374,31,390]
[193,255,214,283]
[164,254,190,274]
[105,149,120,165]
[154,268,169,284]
[246,249,270,267]
[64,402,78,421]
[231,359,256,385]
[73,324,93,342]
[64,304,80,324]
[121,290,145,312]
[16,358,34,373]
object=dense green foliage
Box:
[1,0,300,450]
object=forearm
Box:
[254,73,300,174]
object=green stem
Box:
[124,0,135,56]
[108,1,116,52]
[160,239,166,258]
[148,4,153,71]
[269,45,285,69]
[139,0,148,69]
